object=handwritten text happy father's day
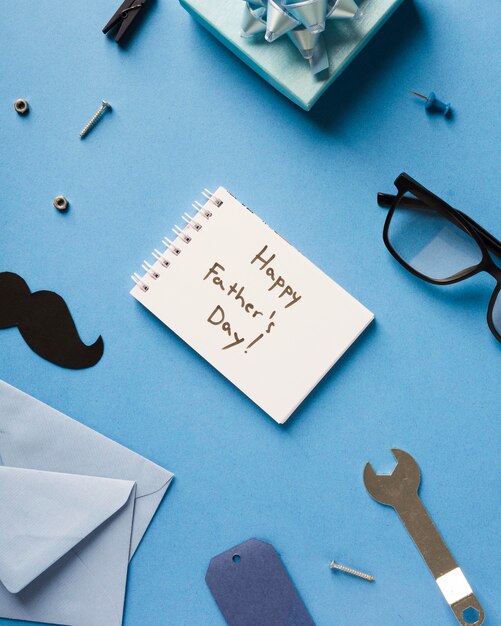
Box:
[203,245,302,352]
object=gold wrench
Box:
[364,449,484,625]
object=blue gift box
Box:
[179,0,405,110]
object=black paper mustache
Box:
[0,272,104,369]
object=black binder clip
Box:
[102,0,148,43]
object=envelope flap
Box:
[0,380,174,557]
[0,466,135,594]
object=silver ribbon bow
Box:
[241,0,359,74]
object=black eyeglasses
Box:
[378,173,501,343]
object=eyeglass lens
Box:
[388,193,483,281]
[492,289,501,337]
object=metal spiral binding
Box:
[141,260,159,279]
[131,188,222,292]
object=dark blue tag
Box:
[206,538,316,626]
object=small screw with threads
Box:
[330,560,375,582]
[80,101,111,138]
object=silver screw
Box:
[80,101,111,138]
[330,560,375,581]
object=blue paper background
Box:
[0,1,499,625]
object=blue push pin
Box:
[410,90,452,116]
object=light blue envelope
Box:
[0,380,174,626]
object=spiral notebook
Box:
[131,188,374,424]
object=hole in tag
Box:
[462,607,480,624]
[232,554,241,563]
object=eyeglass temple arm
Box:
[377,192,501,258]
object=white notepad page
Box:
[131,188,374,423]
